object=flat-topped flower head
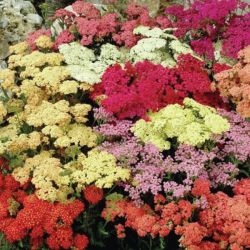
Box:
[131,98,230,150]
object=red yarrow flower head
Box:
[154,194,166,205]
[74,234,89,250]
[46,226,73,250]
[83,185,104,205]
[191,179,211,197]
[212,63,231,74]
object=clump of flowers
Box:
[0,189,86,249]
[217,109,250,162]
[0,0,250,249]
[92,61,179,119]
[221,13,250,59]
[94,107,242,204]
[92,55,226,119]
[101,179,250,249]
[132,98,229,150]
[129,26,196,67]
[51,1,171,48]
[0,38,131,203]
[176,179,250,250]
[102,194,193,238]
[214,46,250,118]
[165,0,250,59]
[58,42,126,85]
[68,149,130,190]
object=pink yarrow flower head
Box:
[72,1,100,18]
[53,30,74,50]
[191,38,214,59]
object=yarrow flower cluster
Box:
[0,172,87,249]
[165,0,250,60]
[132,98,229,150]
[94,107,243,204]
[214,46,250,118]
[92,55,226,119]
[101,179,250,250]
[46,1,171,49]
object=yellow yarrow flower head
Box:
[132,98,230,151]
[35,35,54,50]
[0,101,7,123]
[70,104,91,123]
[26,100,71,127]
[0,69,15,90]
[70,150,130,190]
[9,41,30,55]
[59,80,79,95]
[13,153,72,202]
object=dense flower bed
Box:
[0,0,249,249]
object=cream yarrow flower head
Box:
[131,98,230,151]
[32,66,70,95]
[0,102,7,123]
[53,124,97,148]
[26,100,71,127]
[59,42,127,85]
[130,26,197,67]
[70,150,130,190]
[59,80,79,95]
[0,130,41,155]
[13,51,64,68]
[70,104,91,123]
[13,153,72,202]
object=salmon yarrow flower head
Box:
[131,98,230,151]
[214,46,250,118]
[59,42,127,85]
[130,26,197,67]
[69,149,130,190]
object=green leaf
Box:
[9,156,24,169]
[19,123,33,134]
[65,145,81,160]
[59,169,73,176]
[106,192,123,202]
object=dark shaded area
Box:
[30,0,75,18]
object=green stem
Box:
[105,184,117,197]
[149,236,152,250]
